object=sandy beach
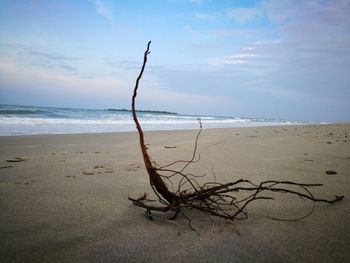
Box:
[0,124,349,262]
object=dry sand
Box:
[0,124,349,262]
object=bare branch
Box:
[128,41,344,227]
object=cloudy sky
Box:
[0,0,349,122]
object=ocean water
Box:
[0,104,302,136]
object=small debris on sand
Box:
[163,146,177,149]
[6,157,29,162]
[326,170,337,175]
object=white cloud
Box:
[226,8,263,24]
[228,53,257,59]
[195,12,216,22]
[209,58,245,66]
[209,53,258,66]
[0,60,228,113]
[0,61,126,97]
[194,7,264,25]
[243,46,256,51]
[170,0,204,4]
[189,0,204,4]
[262,0,350,26]
[93,0,114,21]
[141,85,228,108]
[253,39,281,45]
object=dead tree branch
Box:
[128,41,344,224]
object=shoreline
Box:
[1,123,349,262]
[1,122,348,138]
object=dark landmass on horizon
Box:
[107,108,178,115]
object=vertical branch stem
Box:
[131,41,176,205]
[131,41,152,170]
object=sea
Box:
[0,104,303,136]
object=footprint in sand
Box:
[90,165,114,174]
[0,165,13,169]
[14,182,30,185]
[82,171,94,175]
[81,165,115,175]
[6,157,29,163]
[125,163,141,172]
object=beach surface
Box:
[1,124,349,262]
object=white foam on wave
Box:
[0,115,301,136]
[0,116,253,126]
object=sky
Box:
[0,0,349,122]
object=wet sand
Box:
[0,124,349,262]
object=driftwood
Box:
[128,41,343,225]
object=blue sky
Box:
[0,0,349,122]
